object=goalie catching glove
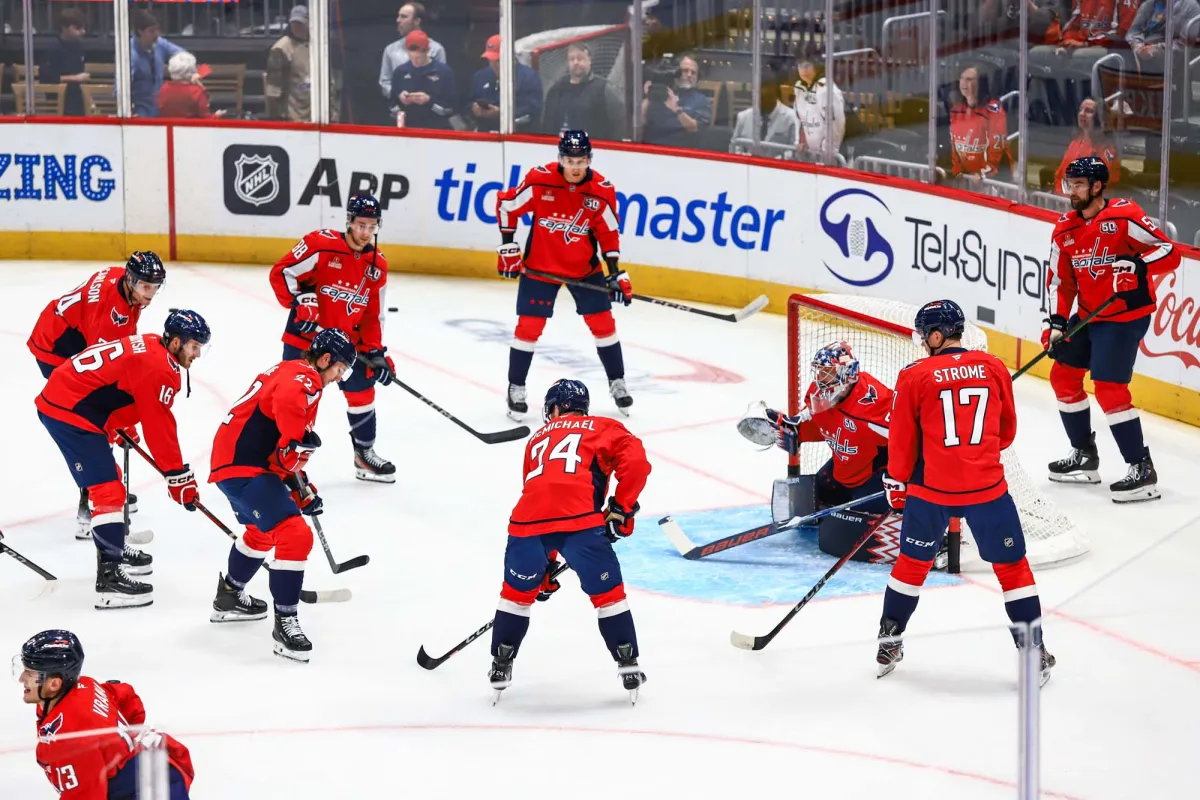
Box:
[736,401,812,455]
[603,498,639,542]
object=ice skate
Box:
[1110,450,1160,503]
[1048,433,1100,484]
[616,643,647,704]
[272,613,312,663]
[76,488,92,540]
[120,543,153,576]
[95,556,153,610]
[506,383,528,421]
[489,643,515,705]
[354,446,396,484]
[127,492,138,514]
[1038,645,1056,687]
[210,573,268,623]
[609,378,632,416]
[875,618,904,678]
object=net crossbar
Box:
[789,293,1088,569]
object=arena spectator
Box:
[158,52,226,119]
[130,10,192,117]
[1044,97,1121,193]
[540,42,623,140]
[1127,0,1200,72]
[469,34,542,133]
[1031,0,1143,60]
[389,30,456,130]
[38,9,89,116]
[793,59,845,157]
[641,55,712,147]
[265,5,311,122]
[379,3,445,100]
[730,80,800,159]
[948,66,1013,184]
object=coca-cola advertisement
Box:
[1140,264,1200,389]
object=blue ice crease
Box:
[620,505,963,606]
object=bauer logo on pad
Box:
[224,144,290,216]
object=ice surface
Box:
[2,263,1198,798]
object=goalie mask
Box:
[809,341,859,410]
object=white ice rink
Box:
[2,262,1199,799]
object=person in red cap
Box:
[469,33,543,132]
[388,28,457,129]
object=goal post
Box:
[788,293,1088,570]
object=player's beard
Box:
[1069,192,1090,211]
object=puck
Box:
[388,306,399,313]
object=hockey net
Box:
[788,293,1088,569]
[521,24,631,97]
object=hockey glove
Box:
[1041,314,1068,357]
[536,551,562,602]
[110,426,140,448]
[274,431,321,474]
[293,292,320,335]
[882,474,907,511]
[165,466,199,511]
[604,498,640,542]
[365,348,396,386]
[496,243,522,280]
[1112,255,1147,295]
[765,407,812,456]
[606,270,633,306]
[285,473,323,516]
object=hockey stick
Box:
[658,491,887,560]
[1010,295,1119,381]
[416,561,572,670]
[362,357,530,445]
[729,512,895,651]
[120,440,154,546]
[0,529,58,583]
[523,268,769,323]
[116,433,350,604]
[296,474,370,574]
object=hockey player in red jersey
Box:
[489,379,651,703]
[495,130,633,419]
[28,252,166,539]
[1043,157,1179,502]
[879,300,1053,684]
[269,194,397,484]
[208,328,357,662]
[17,629,194,799]
[36,310,209,610]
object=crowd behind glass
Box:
[2,0,1198,241]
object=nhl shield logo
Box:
[233,155,279,207]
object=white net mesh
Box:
[789,293,1088,569]
[520,25,630,97]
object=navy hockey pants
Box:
[502,527,624,603]
[108,759,189,799]
[39,411,119,489]
[515,271,612,318]
[1053,314,1150,384]
[901,492,1025,564]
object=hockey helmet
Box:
[17,630,85,688]
[347,194,382,223]
[913,299,966,345]
[309,328,357,370]
[558,130,592,159]
[125,251,166,285]
[163,308,212,346]
[543,378,590,422]
[1063,156,1109,188]
[810,341,860,409]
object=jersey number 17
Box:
[938,387,990,447]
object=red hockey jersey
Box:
[949,101,1011,178]
[888,348,1016,506]
[33,676,193,799]
[508,415,650,537]
[496,163,621,280]
[797,372,892,489]
[210,359,323,483]
[1061,0,1118,44]
[1047,198,1180,323]
[35,335,185,473]
[1052,135,1120,195]
[268,230,388,353]
[27,267,143,369]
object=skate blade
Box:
[354,469,396,484]
[876,659,900,679]
[616,406,631,417]
[76,526,93,541]
[272,643,311,663]
[1048,471,1100,484]
[506,409,526,422]
[210,609,269,623]
[491,687,507,706]
[122,564,153,577]
[95,593,153,610]
[1039,669,1053,688]
[1111,488,1161,504]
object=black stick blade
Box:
[478,425,531,444]
[416,646,446,670]
[332,555,370,574]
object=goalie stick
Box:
[523,268,769,323]
[296,473,370,574]
[658,491,886,560]
[362,357,530,445]
[0,529,58,584]
[729,512,894,651]
[416,561,571,670]
[117,433,350,604]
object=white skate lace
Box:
[280,616,305,638]
[122,544,142,560]
[356,447,388,469]
[609,379,629,399]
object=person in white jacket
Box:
[793,60,845,156]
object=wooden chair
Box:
[81,83,117,116]
[696,80,724,127]
[13,63,37,82]
[84,62,116,82]
[204,63,246,116]
[724,81,754,126]
[13,82,66,116]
